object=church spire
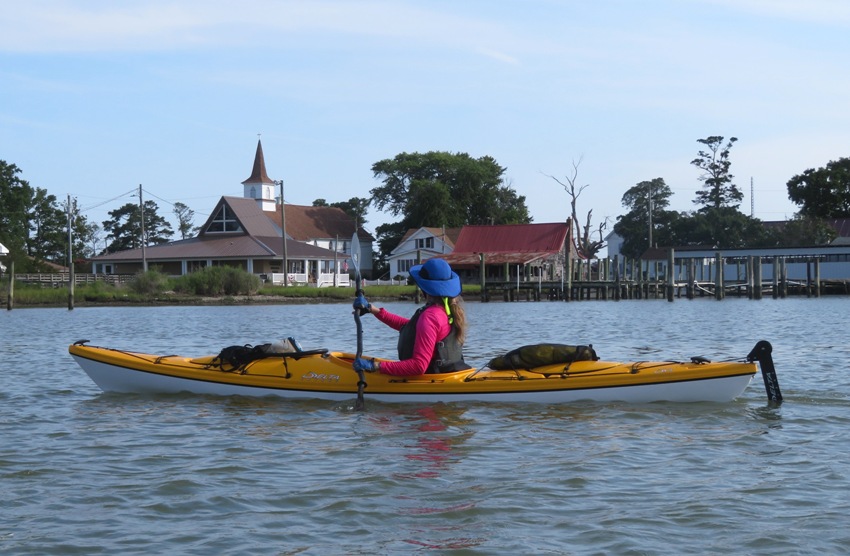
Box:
[242,139,274,185]
[242,139,277,211]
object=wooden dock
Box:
[480,251,850,301]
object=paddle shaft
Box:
[351,234,366,411]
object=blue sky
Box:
[3,0,850,251]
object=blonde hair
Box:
[426,294,467,345]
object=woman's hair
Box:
[450,296,467,345]
[426,294,467,345]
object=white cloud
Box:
[0,0,519,57]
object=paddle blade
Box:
[350,233,361,275]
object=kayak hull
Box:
[69,342,759,404]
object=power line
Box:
[77,188,138,212]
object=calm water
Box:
[2,298,850,555]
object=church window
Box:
[207,204,242,233]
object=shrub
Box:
[173,266,260,296]
[129,270,168,295]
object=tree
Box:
[84,222,105,258]
[173,202,197,240]
[763,214,837,247]
[670,207,767,249]
[613,178,679,259]
[786,157,850,218]
[313,197,370,226]
[63,198,99,268]
[26,187,67,262]
[691,136,742,210]
[102,200,173,253]
[0,161,32,269]
[0,161,90,271]
[370,151,531,260]
[545,157,606,259]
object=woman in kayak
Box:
[353,258,470,376]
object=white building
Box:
[387,227,461,279]
[0,241,8,274]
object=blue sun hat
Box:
[409,258,461,298]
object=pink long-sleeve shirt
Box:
[374,305,451,376]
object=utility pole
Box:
[275,179,288,286]
[648,181,653,249]
[751,177,755,217]
[139,184,147,272]
[67,194,75,310]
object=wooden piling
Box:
[687,258,696,299]
[772,256,779,299]
[5,261,13,311]
[666,249,675,302]
[714,252,724,300]
[614,255,621,301]
[746,256,754,299]
[479,253,487,302]
[815,259,821,297]
[68,260,75,311]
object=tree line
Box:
[2,139,849,275]
[612,136,848,259]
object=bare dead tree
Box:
[543,157,606,259]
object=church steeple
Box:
[242,139,277,211]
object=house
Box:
[387,226,462,278]
[440,221,576,282]
[89,140,374,285]
[0,241,8,274]
[604,230,624,259]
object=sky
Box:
[3,0,850,254]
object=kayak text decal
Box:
[302,372,341,383]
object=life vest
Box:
[397,305,471,374]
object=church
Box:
[89,140,373,285]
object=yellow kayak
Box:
[68,340,780,404]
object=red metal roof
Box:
[453,223,568,253]
[441,223,570,268]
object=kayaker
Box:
[352,258,470,376]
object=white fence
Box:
[267,272,351,288]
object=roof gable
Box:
[199,197,281,238]
[398,226,462,248]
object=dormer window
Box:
[207,204,242,233]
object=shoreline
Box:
[1,292,487,309]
